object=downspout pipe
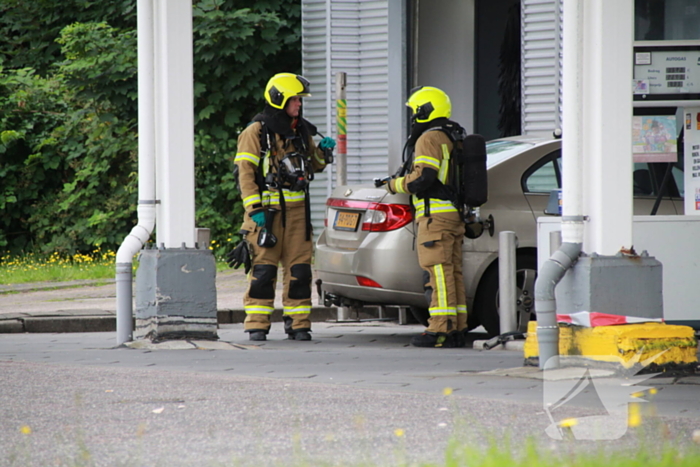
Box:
[116,0,156,346]
[534,237,581,369]
[534,0,585,369]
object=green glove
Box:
[251,211,266,227]
[319,136,336,150]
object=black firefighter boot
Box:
[284,316,312,341]
[452,330,466,348]
[248,330,267,341]
[410,332,455,348]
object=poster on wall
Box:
[683,107,700,215]
[632,116,678,163]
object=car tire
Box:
[473,252,538,338]
[409,306,430,327]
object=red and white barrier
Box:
[556,311,664,328]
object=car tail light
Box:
[325,198,413,232]
[362,203,412,232]
[356,276,382,288]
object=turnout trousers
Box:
[416,213,467,335]
[243,205,313,334]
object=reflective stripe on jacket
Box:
[234,121,326,213]
[388,130,456,218]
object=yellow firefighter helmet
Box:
[264,73,312,110]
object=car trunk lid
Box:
[323,185,412,250]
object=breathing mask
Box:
[276,153,309,192]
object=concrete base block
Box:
[556,253,663,318]
[134,248,218,342]
[524,321,698,373]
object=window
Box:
[522,151,562,193]
[672,163,685,197]
[635,0,700,41]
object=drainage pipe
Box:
[115,0,156,346]
[534,0,585,369]
[534,238,581,369]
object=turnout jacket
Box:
[234,120,327,215]
[387,129,458,218]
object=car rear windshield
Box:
[486,140,535,168]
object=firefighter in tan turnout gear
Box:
[378,86,467,348]
[230,73,335,341]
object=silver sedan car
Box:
[314,135,684,336]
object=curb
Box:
[0,279,115,294]
[0,306,401,334]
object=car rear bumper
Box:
[314,227,428,308]
[318,272,426,307]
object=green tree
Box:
[0,1,136,76]
[0,22,138,253]
[0,0,301,256]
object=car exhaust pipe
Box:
[320,291,363,309]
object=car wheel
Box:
[409,306,430,327]
[473,252,537,338]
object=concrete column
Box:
[581,0,634,255]
[154,0,195,248]
[387,0,408,171]
[134,0,217,342]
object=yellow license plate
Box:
[333,211,360,231]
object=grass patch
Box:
[437,441,700,467]
[0,250,119,285]
[0,249,230,285]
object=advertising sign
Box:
[683,107,700,215]
[632,116,677,163]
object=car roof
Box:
[485,135,561,169]
[488,134,560,145]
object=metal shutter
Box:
[521,0,563,136]
[302,0,405,237]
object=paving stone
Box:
[677,376,700,385]
[190,340,241,350]
[125,340,196,350]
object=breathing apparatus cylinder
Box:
[462,134,488,208]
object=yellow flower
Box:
[20,425,32,435]
[628,403,642,427]
[394,428,405,437]
[559,418,578,428]
[442,387,453,396]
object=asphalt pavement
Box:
[1,271,700,466]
